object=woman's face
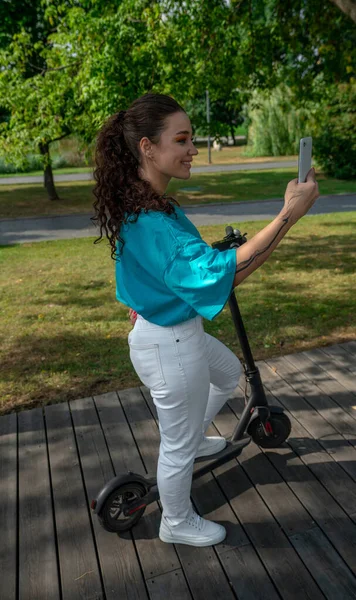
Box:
[139,111,199,193]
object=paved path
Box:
[0,160,297,185]
[0,193,355,245]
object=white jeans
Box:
[128,314,242,525]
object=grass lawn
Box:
[0,146,297,179]
[1,168,356,219]
[0,212,355,415]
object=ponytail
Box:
[92,93,183,261]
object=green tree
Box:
[1,0,355,195]
[185,95,246,144]
[0,0,86,199]
[63,0,354,127]
[48,0,282,138]
[0,0,44,50]
[264,0,356,96]
[0,26,80,199]
[329,0,356,23]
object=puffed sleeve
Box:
[163,236,237,320]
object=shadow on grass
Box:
[273,234,355,274]
[0,330,139,415]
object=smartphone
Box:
[298,137,313,183]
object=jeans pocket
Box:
[129,343,166,389]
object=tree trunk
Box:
[230,124,236,146]
[39,142,59,201]
[330,0,356,23]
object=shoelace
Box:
[186,512,204,531]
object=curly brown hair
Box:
[92,92,185,260]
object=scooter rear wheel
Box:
[248,413,291,448]
[98,482,147,532]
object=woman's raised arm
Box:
[232,169,319,288]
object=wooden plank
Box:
[191,476,280,600]
[265,442,356,574]
[0,413,17,600]
[266,356,356,442]
[117,388,160,475]
[256,361,335,440]
[213,399,315,537]
[230,384,356,574]
[142,387,281,600]
[70,396,148,600]
[94,391,185,587]
[219,396,356,592]
[290,527,356,599]
[340,341,356,356]
[233,389,356,522]
[221,545,281,600]
[18,408,60,600]
[118,387,236,600]
[256,362,356,497]
[320,344,356,373]
[319,434,356,485]
[213,400,356,589]
[283,351,356,422]
[207,384,356,597]
[146,569,192,600]
[214,458,325,600]
[303,348,356,396]
[288,436,356,519]
[45,402,103,599]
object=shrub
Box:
[0,154,43,174]
[0,136,94,173]
[313,83,356,180]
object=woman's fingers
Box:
[306,167,316,181]
[128,308,138,325]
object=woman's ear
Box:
[139,137,153,159]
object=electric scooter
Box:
[91,226,291,533]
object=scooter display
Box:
[91,226,291,533]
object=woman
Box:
[92,92,318,547]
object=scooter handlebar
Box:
[212,226,248,252]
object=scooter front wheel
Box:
[248,413,291,448]
[98,482,147,532]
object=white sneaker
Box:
[195,436,226,458]
[159,511,226,547]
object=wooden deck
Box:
[1,341,356,600]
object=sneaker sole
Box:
[159,528,226,547]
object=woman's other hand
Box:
[282,168,319,224]
[129,308,138,325]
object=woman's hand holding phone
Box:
[282,168,319,225]
[282,136,318,223]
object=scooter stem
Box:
[228,291,256,372]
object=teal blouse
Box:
[115,204,237,326]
